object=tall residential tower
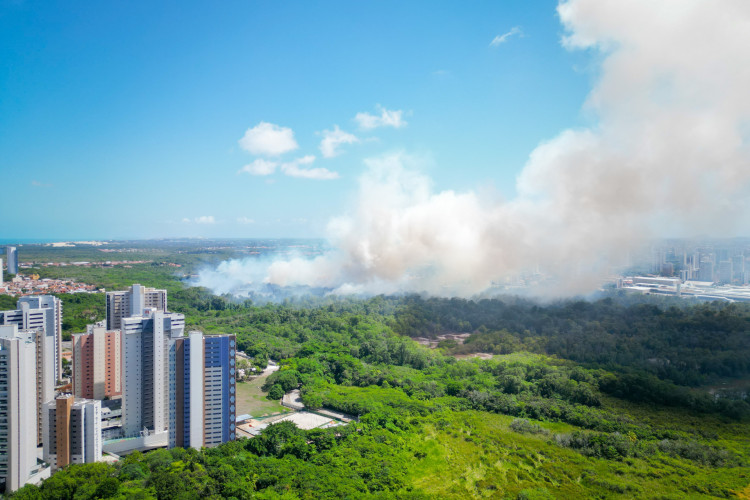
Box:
[121,309,185,438]
[5,247,17,275]
[170,332,237,449]
[106,284,167,330]
[0,326,39,492]
[72,322,122,400]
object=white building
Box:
[0,326,39,492]
[42,396,102,470]
[0,307,58,445]
[17,295,63,386]
[5,247,17,275]
[121,309,184,438]
[106,284,167,330]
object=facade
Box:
[0,326,39,492]
[698,260,714,282]
[106,284,167,330]
[121,309,185,437]
[169,332,237,449]
[718,260,733,284]
[5,247,17,275]
[17,295,63,385]
[0,304,58,445]
[72,322,122,400]
[1,258,3,285]
[42,396,102,470]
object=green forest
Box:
[5,262,750,498]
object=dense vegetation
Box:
[4,260,750,498]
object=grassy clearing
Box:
[405,410,750,499]
[235,373,290,418]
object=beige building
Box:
[72,322,122,400]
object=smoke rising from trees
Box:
[198,0,750,298]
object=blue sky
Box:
[0,0,592,240]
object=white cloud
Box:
[31,180,52,188]
[238,122,298,156]
[354,105,407,130]
[281,155,339,180]
[490,26,522,47]
[194,216,216,225]
[319,125,359,158]
[238,159,278,176]
[237,216,255,225]
[181,218,191,223]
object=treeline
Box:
[392,295,750,386]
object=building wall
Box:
[73,326,122,401]
[122,311,184,437]
[0,333,38,492]
[43,397,102,470]
[6,247,18,275]
[17,296,63,384]
[169,333,236,449]
[106,285,167,331]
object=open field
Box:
[235,373,290,418]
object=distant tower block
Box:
[6,247,18,275]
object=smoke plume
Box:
[198,0,750,298]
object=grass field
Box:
[235,373,290,418]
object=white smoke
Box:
[198,0,750,298]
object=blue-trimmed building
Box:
[169,331,237,449]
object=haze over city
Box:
[4,0,750,297]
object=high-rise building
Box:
[106,284,167,330]
[732,254,746,284]
[718,260,733,284]
[5,247,18,275]
[1,258,3,285]
[170,332,237,449]
[72,322,122,400]
[42,396,102,470]
[0,326,39,492]
[698,259,714,282]
[0,305,58,445]
[121,309,185,437]
[16,295,63,385]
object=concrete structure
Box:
[698,260,714,282]
[0,326,39,492]
[170,332,237,449]
[121,309,184,438]
[718,260,733,284]
[106,284,167,331]
[72,322,122,400]
[16,295,63,386]
[5,247,17,275]
[42,396,102,470]
[0,306,58,445]
[733,254,746,284]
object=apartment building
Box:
[170,332,237,449]
[72,322,122,400]
[106,284,167,330]
[42,395,102,470]
[0,326,38,492]
[121,309,185,437]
